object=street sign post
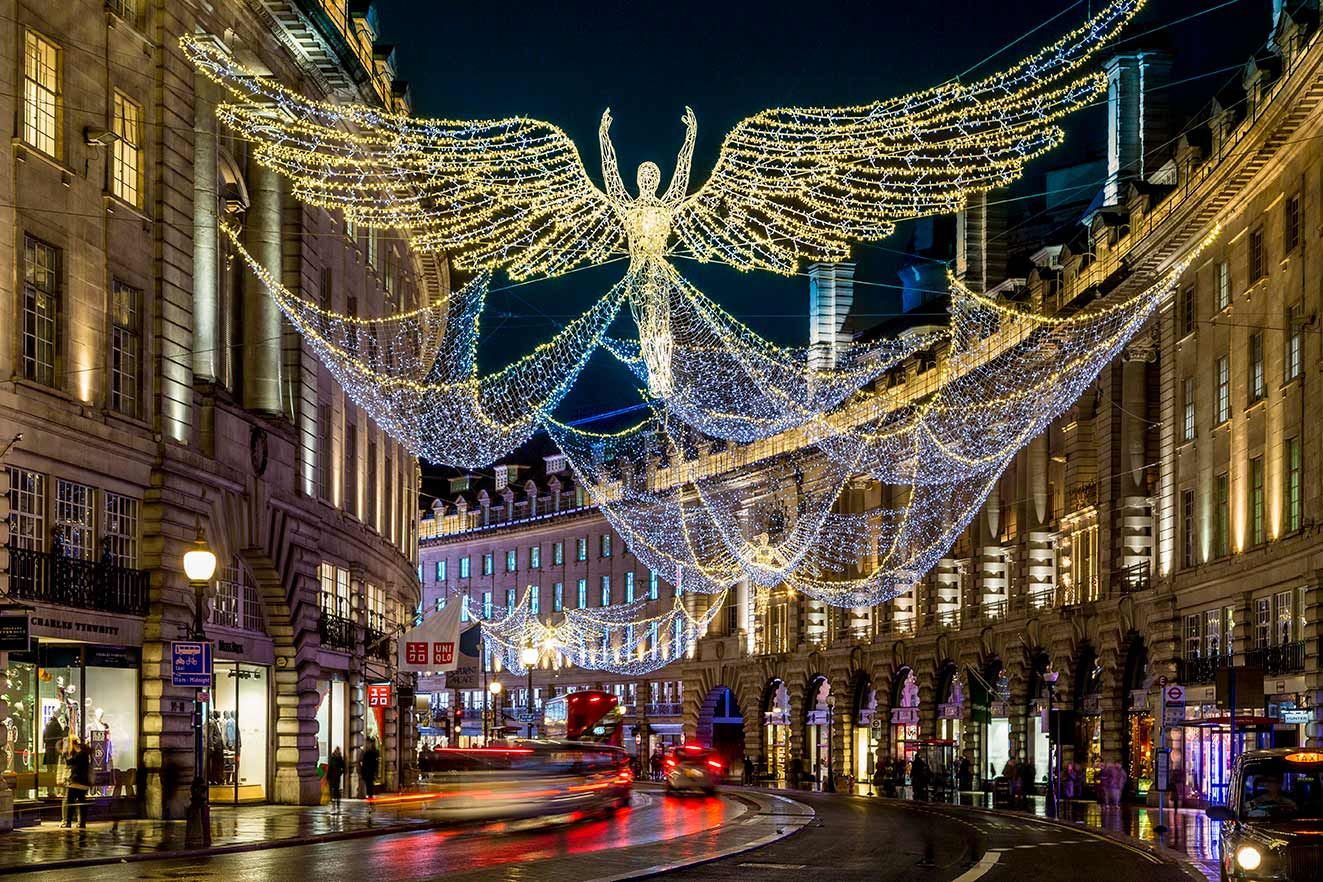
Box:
[1154,682,1184,836]
[171,641,213,687]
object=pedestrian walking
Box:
[650,749,663,782]
[958,754,974,793]
[327,746,346,812]
[1018,759,1036,808]
[742,755,755,785]
[891,756,906,798]
[873,759,889,797]
[61,737,92,828]
[911,754,930,801]
[361,737,380,801]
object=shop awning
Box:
[1191,715,1279,728]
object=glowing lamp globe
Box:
[488,680,504,695]
[183,533,217,582]
[520,646,539,668]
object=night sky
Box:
[376,0,1271,428]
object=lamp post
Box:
[520,646,539,738]
[182,521,217,849]
[825,694,837,792]
[1043,668,1060,819]
[487,679,503,745]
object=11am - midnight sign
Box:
[171,641,213,687]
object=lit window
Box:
[600,534,612,558]
[553,541,564,565]
[103,492,139,568]
[482,591,492,619]
[111,91,142,207]
[110,281,141,416]
[1248,333,1265,403]
[22,235,59,387]
[1179,286,1196,337]
[482,552,493,576]
[1286,437,1302,533]
[1285,194,1302,253]
[1215,355,1230,424]
[1248,226,1267,283]
[600,575,611,606]
[553,582,564,612]
[530,587,540,614]
[459,556,470,579]
[55,479,94,559]
[6,467,46,551]
[625,572,635,603]
[530,546,541,569]
[1182,378,1195,442]
[1215,261,1230,311]
[505,587,516,609]
[649,570,659,600]
[436,560,447,582]
[1250,456,1264,546]
[576,537,587,561]
[577,578,587,608]
[1286,303,1303,381]
[1215,472,1230,558]
[506,549,517,573]
[23,30,60,157]
[1181,488,1196,569]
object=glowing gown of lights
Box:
[183,0,1144,441]
[183,0,1186,627]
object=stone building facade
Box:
[411,3,1323,807]
[682,4,1323,803]
[0,0,424,824]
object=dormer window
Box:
[544,453,567,474]
[494,464,509,490]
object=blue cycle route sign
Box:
[171,641,213,687]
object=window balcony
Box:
[364,625,391,661]
[1180,653,1232,684]
[1245,640,1306,675]
[5,544,149,615]
[319,609,357,653]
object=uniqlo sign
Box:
[405,642,429,665]
[434,641,455,665]
[367,683,392,707]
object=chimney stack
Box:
[1103,50,1173,206]
[808,262,855,370]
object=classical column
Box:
[242,161,284,414]
[192,72,219,381]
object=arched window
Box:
[212,555,265,633]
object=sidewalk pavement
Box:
[0,800,439,872]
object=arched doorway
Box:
[890,667,920,762]
[1024,648,1050,786]
[851,673,877,788]
[1073,644,1104,779]
[804,676,832,789]
[974,656,1011,785]
[935,661,965,792]
[761,678,790,782]
[1120,636,1153,798]
[696,685,745,773]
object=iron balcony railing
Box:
[319,609,357,653]
[5,544,149,615]
[1246,640,1307,675]
[1181,653,1233,685]
[1116,563,1152,595]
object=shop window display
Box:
[207,663,269,802]
[0,660,38,799]
[317,679,349,768]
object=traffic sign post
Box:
[171,641,213,688]
[1154,682,1184,836]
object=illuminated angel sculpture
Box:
[184,0,1143,409]
[186,0,1201,626]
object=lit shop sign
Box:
[891,708,920,725]
[367,683,393,708]
[1280,710,1313,725]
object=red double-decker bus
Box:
[541,690,625,746]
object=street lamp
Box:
[1043,668,1060,819]
[520,645,539,738]
[825,694,837,792]
[487,679,504,745]
[182,520,217,849]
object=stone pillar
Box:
[192,71,219,381]
[1098,643,1125,765]
[242,161,283,414]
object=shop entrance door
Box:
[208,662,270,803]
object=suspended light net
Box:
[477,587,726,677]
[186,3,1173,664]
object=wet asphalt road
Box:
[12,789,1193,882]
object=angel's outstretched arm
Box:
[599,109,630,203]
[663,107,697,204]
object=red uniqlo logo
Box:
[405,642,428,665]
[367,683,391,707]
[434,642,454,665]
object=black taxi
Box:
[1206,748,1323,881]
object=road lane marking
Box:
[951,851,1001,882]
[738,862,808,869]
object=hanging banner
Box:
[443,624,483,690]
[397,602,462,672]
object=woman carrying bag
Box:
[62,737,93,828]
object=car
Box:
[663,745,723,795]
[1206,748,1323,882]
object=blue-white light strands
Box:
[185,1,1162,659]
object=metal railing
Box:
[1116,563,1152,595]
[1181,653,1233,685]
[319,609,357,653]
[1246,640,1306,675]
[364,625,391,661]
[5,545,149,615]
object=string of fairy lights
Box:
[186,1,1181,674]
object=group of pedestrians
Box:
[324,737,380,812]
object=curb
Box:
[585,791,816,882]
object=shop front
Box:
[936,668,965,754]
[762,680,790,782]
[890,669,920,762]
[1126,689,1155,798]
[207,637,274,803]
[0,611,144,816]
[967,664,1010,787]
[804,677,830,788]
[852,684,877,787]
[316,676,351,779]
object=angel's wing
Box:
[183,37,623,280]
[672,0,1144,275]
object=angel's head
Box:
[636,162,661,199]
